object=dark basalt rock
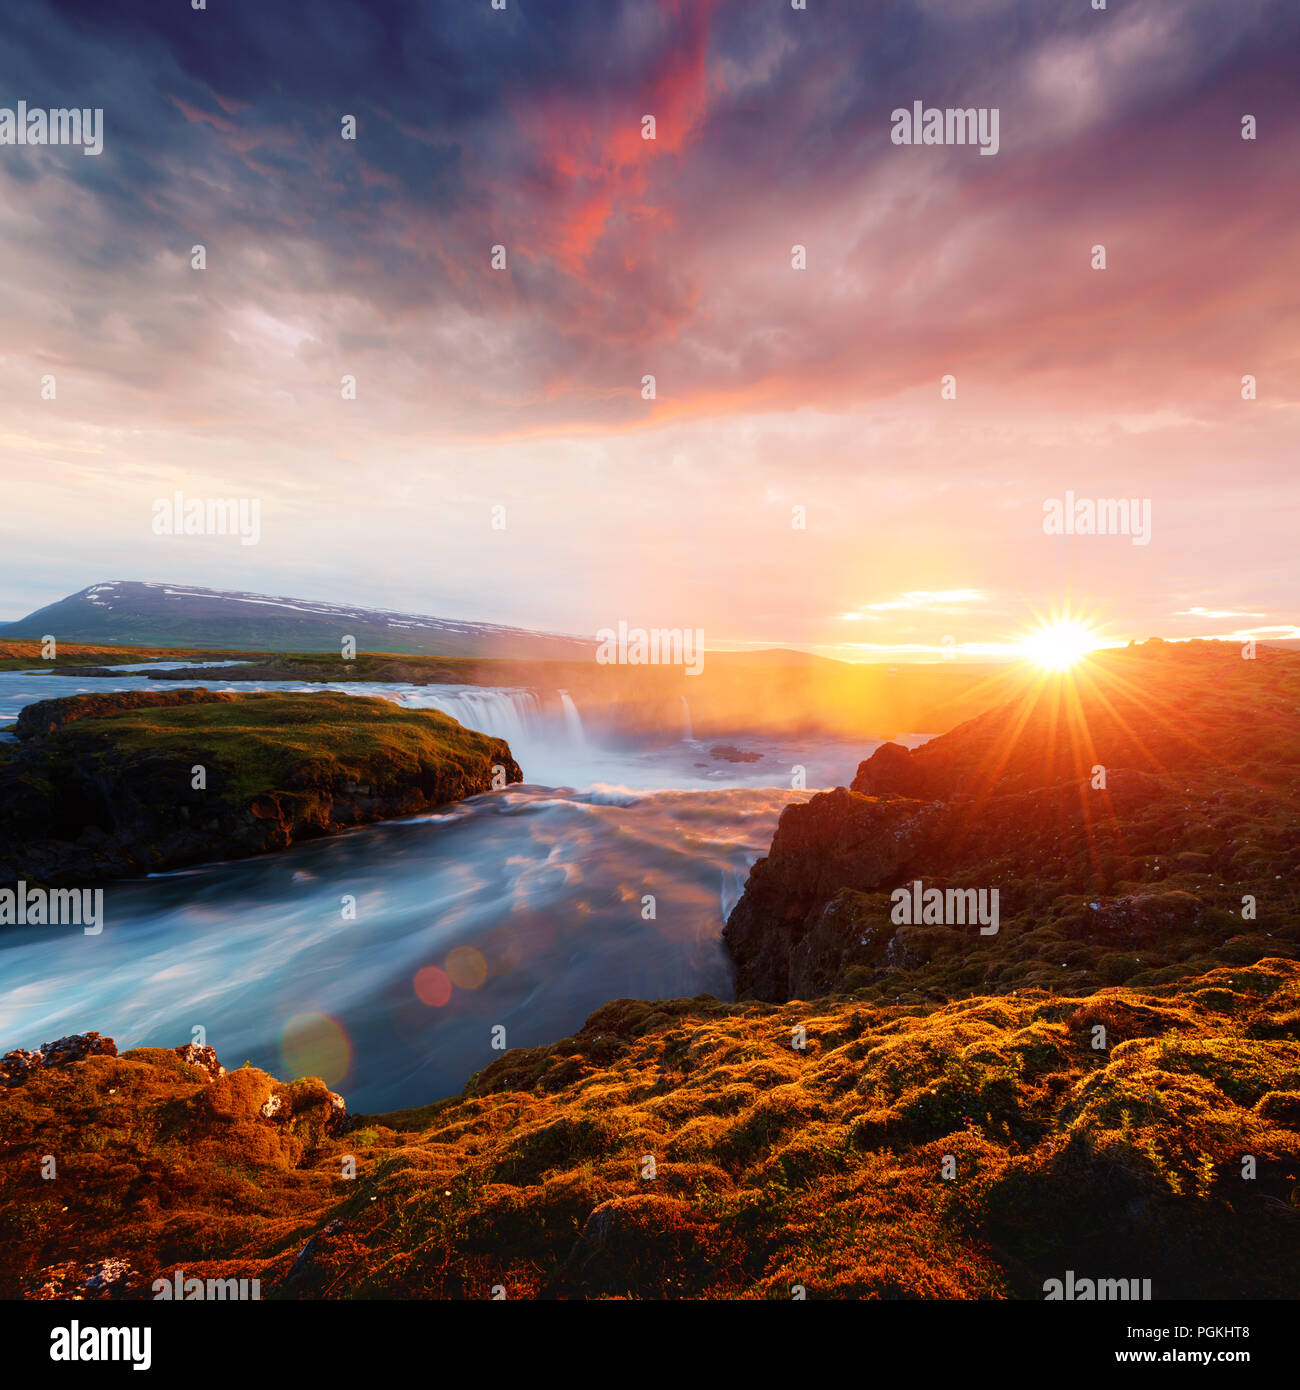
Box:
[281,1220,348,1296]
[723,788,943,1001]
[1065,891,1206,946]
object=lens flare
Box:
[281,1012,352,1087]
[414,965,453,1007]
[445,945,488,990]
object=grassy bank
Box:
[0,690,522,884]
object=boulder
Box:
[41,1031,118,1066]
[174,1042,225,1081]
[0,1049,43,1088]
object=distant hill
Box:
[704,647,846,667]
[0,582,598,661]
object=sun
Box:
[1019,617,1100,671]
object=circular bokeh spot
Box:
[281,1012,351,1087]
[414,965,453,1007]
[445,945,488,990]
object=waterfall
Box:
[720,866,748,921]
[679,694,694,741]
[388,684,597,784]
[558,691,587,747]
[401,686,598,755]
[406,687,544,746]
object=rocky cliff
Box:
[724,642,1300,1002]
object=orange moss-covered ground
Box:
[3,957,1297,1300]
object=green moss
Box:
[37,691,508,804]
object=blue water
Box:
[0,667,903,1110]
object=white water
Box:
[557,691,587,748]
[0,667,916,1110]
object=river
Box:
[0,666,919,1111]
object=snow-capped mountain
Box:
[1,582,596,660]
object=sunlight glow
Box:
[1019,618,1100,671]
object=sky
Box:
[0,0,1296,660]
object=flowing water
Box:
[0,667,921,1111]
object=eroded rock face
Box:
[324,1091,348,1135]
[723,789,942,1001]
[257,1080,348,1136]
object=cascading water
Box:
[558,691,587,746]
[680,694,694,741]
[400,686,544,748]
[394,685,589,784]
